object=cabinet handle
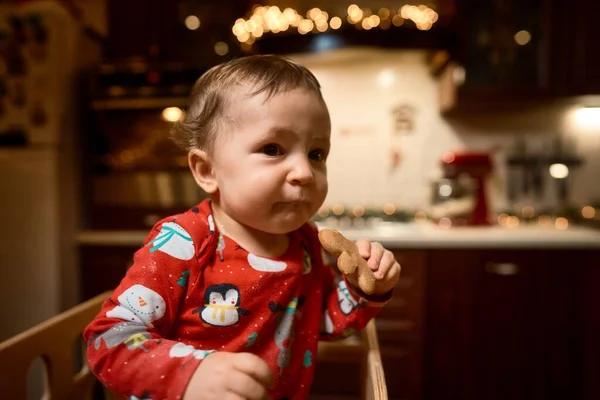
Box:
[485,262,519,276]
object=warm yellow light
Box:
[378,8,391,19]
[162,107,183,122]
[537,215,553,226]
[555,217,569,230]
[214,41,229,56]
[283,8,297,23]
[348,4,360,15]
[497,213,509,225]
[549,163,569,179]
[392,15,404,26]
[237,32,250,42]
[348,7,363,21]
[330,16,342,29]
[185,15,201,30]
[506,216,520,228]
[317,207,330,218]
[254,6,267,16]
[582,206,596,219]
[317,206,329,218]
[369,15,381,27]
[414,211,428,223]
[298,19,314,34]
[521,206,535,218]
[573,107,600,128]
[438,217,452,229]
[352,205,365,218]
[417,22,433,30]
[245,20,257,32]
[377,69,395,87]
[332,204,345,216]
[382,203,396,215]
[361,18,371,30]
[232,20,246,36]
[291,14,302,27]
[307,8,319,20]
[253,26,264,37]
[514,30,531,45]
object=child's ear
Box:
[188,149,218,194]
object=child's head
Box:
[173,55,331,234]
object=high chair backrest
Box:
[363,319,387,400]
[1,291,387,400]
[314,319,388,400]
[0,291,111,400]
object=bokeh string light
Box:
[232,4,439,45]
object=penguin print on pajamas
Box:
[192,284,249,326]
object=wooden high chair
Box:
[0,291,111,400]
[0,291,387,400]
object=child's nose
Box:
[287,158,314,186]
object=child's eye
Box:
[262,144,282,156]
[309,149,326,161]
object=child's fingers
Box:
[226,369,269,400]
[383,260,401,282]
[232,352,274,389]
[374,251,396,278]
[355,238,371,258]
[366,242,385,270]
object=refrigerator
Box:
[0,0,101,349]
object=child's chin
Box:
[262,217,307,234]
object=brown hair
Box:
[171,54,324,152]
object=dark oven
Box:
[84,63,209,230]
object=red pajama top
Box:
[84,200,387,400]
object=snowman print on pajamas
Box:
[148,221,195,260]
[247,253,287,272]
[169,342,215,360]
[336,279,359,315]
[192,284,249,326]
[92,321,152,352]
[106,284,166,328]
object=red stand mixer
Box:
[431,151,494,226]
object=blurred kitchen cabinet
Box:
[105,0,169,60]
[444,0,600,114]
[544,0,600,96]
[448,0,546,102]
[79,245,137,300]
[424,248,600,400]
[104,0,241,64]
[376,251,427,400]
[425,249,549,400]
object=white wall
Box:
[290,48,600,212]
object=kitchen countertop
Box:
[76,221,600,249]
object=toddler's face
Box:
[211,88,331,234]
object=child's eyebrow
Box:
[265,127,331,143]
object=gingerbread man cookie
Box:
[318,229,376,294]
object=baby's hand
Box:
[355,239,401,296]
[184,352,274,400]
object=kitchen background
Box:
[1,0,600,399]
